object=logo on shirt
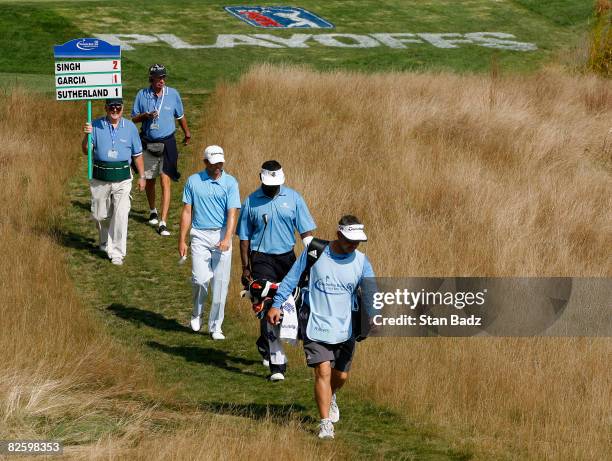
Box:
[224,6,334,29]
[280,202,290,208]
[119,138,127,143]
[314,276,347,295]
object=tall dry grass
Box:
[0,88,336,459]
[195,64,611,460]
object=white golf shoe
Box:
[318,419,334,439]
[190,316,201,332]
[329,393,340,423]
[269,372,285,382]
[211,331,225,340]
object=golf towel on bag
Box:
[280,294,298,344]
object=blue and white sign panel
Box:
[53,38,121,101]
[224,6,334,28]
[53,38,121,59]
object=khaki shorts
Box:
[143,149,164,179]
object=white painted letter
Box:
[417,33,472,49]
[94,34,158,51]
[370,33,423,49]
[251,34,312,48]
[156,34,214,49]
[465,32,537,51]
[213,34,284,48]
[313,34,380,48]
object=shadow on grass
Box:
[48,226,108,259]
[107,303,191,332]
[72,199,150,225]
[198,401,314,425]
[146,340,261,376]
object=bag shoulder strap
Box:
[298,238,329,288]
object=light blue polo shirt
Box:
[182,170,241,230]
[272,246,375,344]
[131,86,184,140]
[91,117,142,163]
[237,186,316,254]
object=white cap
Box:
[204,145,225,164]
[260,168,285,186]
[338,224,368,242]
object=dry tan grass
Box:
[193,64,611,460]
[0,88,333,459]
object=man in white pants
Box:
[179,145,240,339]
[82,98,146,265]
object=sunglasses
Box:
[107,105,123,112]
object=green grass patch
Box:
[0,0,596,98]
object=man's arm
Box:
[218,208,238,252]
[132,112,155,123]
[239,240,251,285]
[132,154,146,192]
[178,204,192,257]
[177,115,191,145]
[81,123,92,154]
[267,249,308,324]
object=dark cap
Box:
[105,98,123,106]
[149,63,167,77]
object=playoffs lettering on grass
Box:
[96,32,538,52]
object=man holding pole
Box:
[237,160,316,381]
[132,63,191,236]
[82,98,146,266]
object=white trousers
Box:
[190,228,232,333]
[90,178,132,260]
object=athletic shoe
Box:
[269,372,285,382]
[262,359,270,368]
[318,419,334,439]
[190,316,201,332]
[211,331,225,340]
[148,211,159,226]
[329,393,340,423]
[111,257,123,266]
[158,223,170,236]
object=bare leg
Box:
[314,362,333,419]
[145,178,157,210]
[331,369,348,394]
[160,173,171,223]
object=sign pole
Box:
[87,100,92,180]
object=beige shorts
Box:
[143,149,164,179]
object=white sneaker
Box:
[262,359,270,368]
[269,372,285,382]
[111,257,123,266]
[329,393,340,423]
[211,331,225,340]
[190,316,201,332]
[318,419,334,439]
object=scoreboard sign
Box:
[53,38,121,101]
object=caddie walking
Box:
[81,98,146,265]
[269,215,375,439]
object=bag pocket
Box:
[146,142,165,157]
